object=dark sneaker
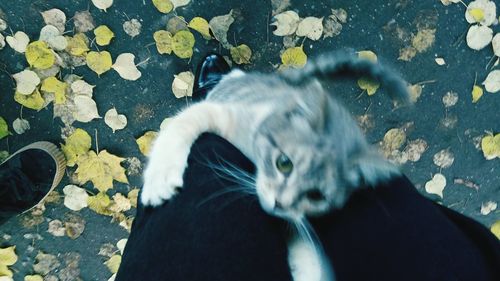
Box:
[0,142,66,224]
[192,53,231,101]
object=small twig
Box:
[95,129,99,154]
[415,79,437,85]
[135,57,151,67]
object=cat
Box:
[140,50,411,281]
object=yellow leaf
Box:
[381,128,406,152]
[0,117,9,140]
[491,220,500,239]
[481,133,500,160]
[105,255,122,274]
[281,46,307,69]
[469,8,485,22]
[172,30,195,59]
[153,30,173,54]
[357,50,378,62]
[152,0,173,13]
[24,275,43,281]
[472,85,483,103]
[188,17,212,39]
[41,77,67,104]
[87,192,113,216]
[0,264,13,277]
[357,77,380,96]
[25,41,55,69]
[230,44,252,65]
[65,33,89,56]
[0,246,17,267]
[75,150,128,192]
[86,51,113,76]
[128,188,140,208]
[136,131,158,156]
[94,25,115,46]
[14,89,45,111]
[61,128,92,167]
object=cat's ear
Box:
[345,151,400,188]
[294,80,330,132]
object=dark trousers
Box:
[116,134,500,281]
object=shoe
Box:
[192,53,231,101]
[0,142,66,224]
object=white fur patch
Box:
[288,237,323,281]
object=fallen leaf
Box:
[24,275,43,281]
[296,17,323,40]
[209,10,235,49]
[442,91,459,107]
[403,139,428,162]
[92,0,113,11]
[482,69,500,93]
[281,46,307,69]
[425,173,446,198]
[453,178,480,191]
[47,219,66,237]
[61,128,92,167]
[6,31,29,53]
[14,89,46,111]
[381,128,406,154]
[0,246,17,267]
[323,15,343,38]
[153,30,173,54]
[41,77,67,104]
[0,117,9,140]
[74,11,95,33]
[472,85,484,103]
[86,51,113,75]
[88,192,113,215]
[0,19,6,32]
[64,213,86,239]
[481,133,500,160]
[435,57,445,65]
[39,25,67,51]
[271,10,300,36]
[65,33,90,56]
[136,131,158,156]
[128,189,140,208]
[172,30,195,58]
[167,16,188,34]
[112,53,142,81]
[104,108,127,133]
[357,78,380,96]
[123,19,142,38]
[0,34,5,50]
[25,41,55,69]
[63,185,89,211]
[465,0,496,26]
[33,252,60,275]
[109,193,131,213]
[117,239,128,255]
[480,201,497,215]
[492,33,500,57]
[230,44,252,64]
[466,25,493,51]
[94,25,115,46]
[41,8,67,33]
[74,95,100,122]
[491,220,500,239]
[408,84,423,102]
[71,80,95,97]
[152,0,173,13]
[13,69,40,95]
[171,0,191,9]
[105,255,121,274]
[433,149,454,168]
[411,29,435,52]
[75,150,128,192]
[12,118,30,135]
[188,17,212,39]
[172,71,194,98]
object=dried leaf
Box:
[230,44,252,64]
[465,0,496,26]
[381,128,406,153]
[63,185,89,211]
[0,246,17,266]
[104,108,127,133]
[472,85,484,103]
[94,25,115,46]
[61,128,92,167]
[408,84,423,103]
[109,193,131,213]
[482,70,500,93]
[128,189,140,208]
[153,30,173,54]
[33,252,60,275]
[296,17,323,41]
[65,33,90,56]
[209,10,234,49]
[281,46,307,69]
[14,89,46,111]
[64,213,86,239]
[466,25,493,51]
[188,17,212,39]
[172,30,195,59]
[171,0,191,9]
[0,117,10,140]
[41,8,67,33]
[88,192,113,216]
[492,33,500,57]
[39,25,67,51]
[105,255,121,274]
[74,95,100,123]
[442,91,458,107]
[47,219,66,237]
[71,80,95,96]
[13,69,40,95]
[480,201,497,215]
[152,0,173,13]
[136,131,158,156]
[171,71,194,98]
[491,220,500,239]
[75,150,128,192]
[41,77,67,104]
[425,173,446,198]
[435,57,445,65]
[92,0,113,11]
[481,133,500,160]
[74,11,95,33]
[86,51,113,75]
[6,31,29,53]
[433,149,454,168]
[271,11,300,36]
[112,53,142,81]
[25,41,56,69]
[12,118,30,135]
[24,275,43,281]
[123,19,142,38]
[411,29,435,52]
[357,78,380,96]
[403,139,428,162]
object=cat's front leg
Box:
[141,102,233,207]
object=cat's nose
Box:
[274,200,283,210]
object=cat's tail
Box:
[282,50,411,106]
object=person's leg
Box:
[116,134,292,281]
[0,142,65,224]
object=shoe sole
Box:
[0,141,66,214]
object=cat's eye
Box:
[276,153,293,175]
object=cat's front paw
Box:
[141,163,186,207]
